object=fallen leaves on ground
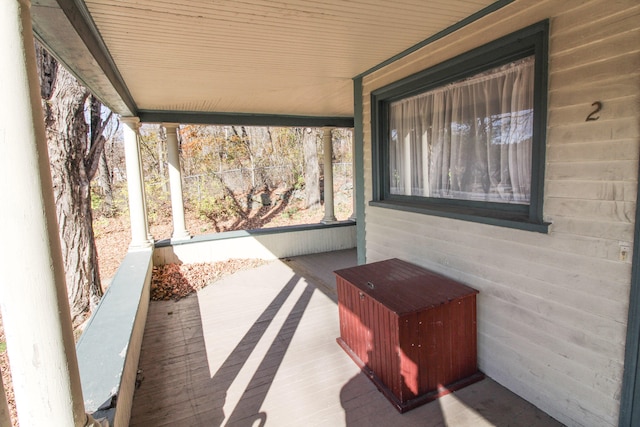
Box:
[151,259,268,301]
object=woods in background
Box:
[94,124,353,233]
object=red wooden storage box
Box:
[335,258,483,412]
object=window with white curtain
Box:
[372,22,549,232]
[389,56,533,203]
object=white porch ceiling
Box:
[32,0,499,121]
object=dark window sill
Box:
[369,200,550,233]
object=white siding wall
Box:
[153,225,357,265]
[361,1,640,426]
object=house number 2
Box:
[585,101,602,121]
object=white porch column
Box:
[321,127,337,223]
[163,123,191,242]
[138,138,154,242]
[121,117,152,249]
[0,1,104,426]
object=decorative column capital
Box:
[322,126,335,134]
[120,116,140,131]
[161,122,180,132]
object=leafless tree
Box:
[302,128,320,209]
[36,42,112,327]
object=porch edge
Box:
[76,249,153,426]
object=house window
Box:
[371,21,549,232]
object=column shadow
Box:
[130,272,302,426]
[224,283,315,426]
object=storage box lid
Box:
[334,258,478,315]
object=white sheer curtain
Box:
[389,56,534,204]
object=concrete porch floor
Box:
[129,249,563,426]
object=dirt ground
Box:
[95,187,352,280]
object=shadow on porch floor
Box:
[129,249,562,426]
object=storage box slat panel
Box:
[336,258,482,412]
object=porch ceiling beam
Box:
[31,0,136,116]
[138,110,354,128]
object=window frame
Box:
[370,21,550,233]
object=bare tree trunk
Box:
[302,128,320,209]
[97,149,115,216]
[36,42,104,327]
[158,125,168,192]
[244,127,256,189]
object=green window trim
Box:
[371,20,550,233]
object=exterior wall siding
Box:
[360,1,640,426]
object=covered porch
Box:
[2,0,640,426]
[129,249,560,427]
